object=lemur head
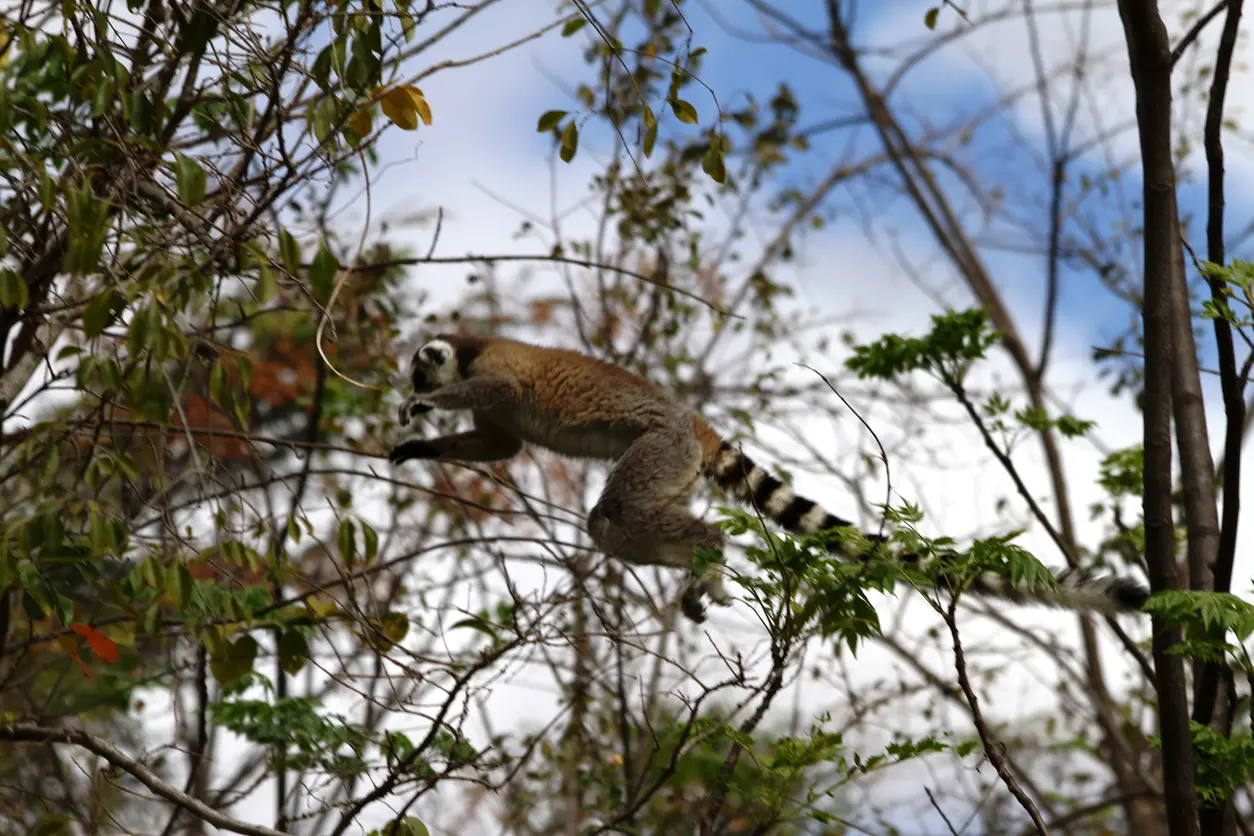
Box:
[409,338,459,392]
[408,333,489,392]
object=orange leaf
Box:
[57,634,90,678]
[70,623,121,663]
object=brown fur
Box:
[390,334,1151,622]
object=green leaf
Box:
[278,629,310,675]
[380,818,430,836]
[278,229,301,275]
[22,590,46,620]
[559,120,579,163]
[210,635,259,690]
[361,522,379,564]
[31,812,72,836]
[380,612,409,645]
[41,447,61,486]
[173,562,194,609]
[174,154,207,206]
[702,144,726,183]
[670,98,699,124]
[643,122,658,157]
[128,305,157,353]
[309,243,340,303]
[84,290,125,337]
[209,360,229,407]
[536,109,567,132]
[0,269,28,310]
[255,260,276,303]
[92,78,113,117]
[561,16,587,36]
[312,96,337,143]
[450,614,498,642]
[0,543,13,590]
[338,519,357,568]
[924,7,940,29]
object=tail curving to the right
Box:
[702,439,1149,616]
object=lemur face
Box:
[409,339,460,392]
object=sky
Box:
[93,1,1254,834]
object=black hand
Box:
[679,589,707,623]
[399,398,435,426]
[389,439,439,464]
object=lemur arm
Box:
[389,428,523,465]
[400,375,522,423]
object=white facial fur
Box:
[412,339,460,390]
[397,339,463,431]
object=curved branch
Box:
[0,724,287,836]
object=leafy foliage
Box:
[845,308,1000,384]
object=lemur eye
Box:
[420,345,444,365]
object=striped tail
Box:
[702,440,1149,616]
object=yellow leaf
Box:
[381,89,418,130]
[399,85,433,125]
[347,110,373,136]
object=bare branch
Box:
[0,724,288,836]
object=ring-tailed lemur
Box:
[389,333,1149,622]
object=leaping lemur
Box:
[389,333,1150,622]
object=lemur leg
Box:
[399,376,522,426]
[585,425,731,621]
[389,423,523,465]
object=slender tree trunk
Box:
[1115,2,1200,834]
[1195,4,1246,833]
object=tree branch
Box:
[1170,1,1229,66]
[1195,3,1246,832]
[945,599,1050,835]
[0,724,288,836]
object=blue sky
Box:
[393,0,1244,354]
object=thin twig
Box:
[1170,0,1229,66]
[315,147,383,392]
[338,253,740,318]
[945,600,1051,835]
[799,363,891,540]
[926,786,962,835]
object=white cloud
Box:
[866,0,1254,197]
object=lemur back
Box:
[389,333,1150,622]
[449,338,680,460]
